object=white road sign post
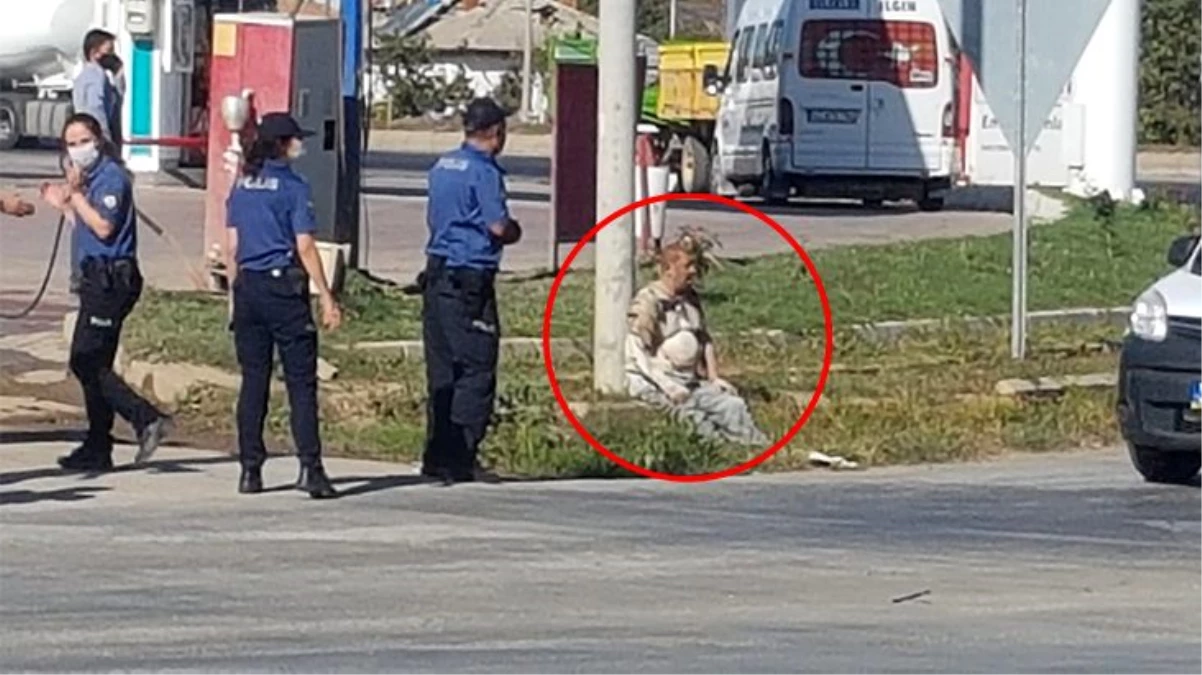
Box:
[1011,0,1028,360]
[937,0,1114,359]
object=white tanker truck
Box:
[0,0,99,149]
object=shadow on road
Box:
[0,485,109,505]
[333,474,428,498]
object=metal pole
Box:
[339,0,364,267]
[1010,0,1028,360]
[669,0,677,38]
[520,0,534,121]
[593,0,637,394]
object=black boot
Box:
[238,467,263,494]
[58,443,114,472]
[296,464,338,499]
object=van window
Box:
[736,28,755,82]
[752,23,770,69]
[765,20,784,79]
[724,29,740,82]
[798,19,939,88]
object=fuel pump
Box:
[202,12,344,291]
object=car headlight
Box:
[1130,288,1168,342]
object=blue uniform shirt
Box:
[225,159,317,271]
[72,155,137,267]
[426,143,510,270]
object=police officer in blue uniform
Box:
[420,98,522,485]
[40,112,171,471]
[226,112,342,499]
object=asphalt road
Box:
[0,440,1198,673]
[3,148,1197,204]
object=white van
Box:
[1118,233,1202,484]
[705,0,959,210]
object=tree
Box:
[1139,0,1201,146]
[374,33,474,118]
[578,0,671,41]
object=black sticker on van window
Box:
[806,108,861,124]
[810,0,860,9]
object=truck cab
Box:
[1118,233,1202,484]
[706,0,958,209]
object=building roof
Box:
[405,0,657,56]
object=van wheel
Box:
[679,135,711,193]
[0,99,20,151]
[918,196,945,212]
[759,146,789,205]
[1128,444,1201,484]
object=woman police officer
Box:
[225,112,342,500]
[40,112,172,471]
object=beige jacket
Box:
[625,281,710,396]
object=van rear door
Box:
[865,18,950,174]
[793,18,872,170]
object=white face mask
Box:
[67,142,100,169]
[287,140,305,159]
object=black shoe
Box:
[420,463,501,486]
[239,467,263,494]
[296,465,338,499]
[420,465,456,486]
[134,416,173,465]
[58,445,114,472]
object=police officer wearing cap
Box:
[40,112,172,472]
[420,98,522,485]
[226,112,343,499]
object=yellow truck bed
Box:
[655,41,730,122]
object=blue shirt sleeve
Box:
[89,171,130,241]
[474,165,510,228]
[290,181,317,236]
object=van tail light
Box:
[941,102,954,138]
[779,97,795,135]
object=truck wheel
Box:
[1128,444,1201,484]
[0,99,20,151]
[679,135,711,193]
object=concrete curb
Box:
[61,305,1129,403]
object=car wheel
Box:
[1128,444,1201,484]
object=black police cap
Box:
[257,112,314,142]
[463,98,510,133]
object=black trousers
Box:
[421,255,500,477]
[232,267,323,470]
[70,258,162,452]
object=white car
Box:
[1118,233,1202,483]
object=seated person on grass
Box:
[624,240,769,447]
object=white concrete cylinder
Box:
[634,165,648,240]
[647,165,671,240]
[1070,0,1139,200]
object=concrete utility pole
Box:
[520,0,534,121]
[593,0,637,394]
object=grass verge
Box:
[124,199,1197,370]
[124,200,1192,477]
